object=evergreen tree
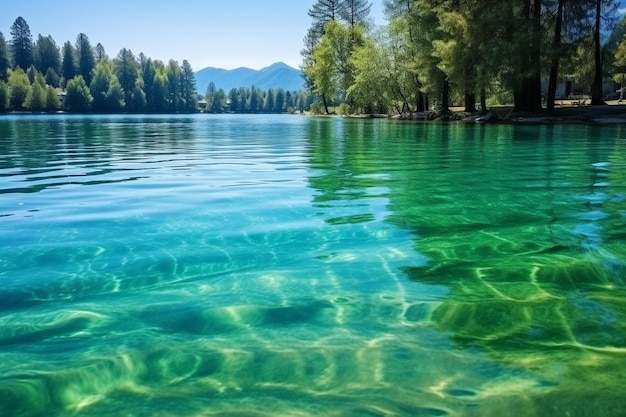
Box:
[180,59,197,112]
[115,48,139,105]
[265,88,275,112]
[34,35,61,77]
[0,81,9,111]
[10,17,33,71]
[275,88,286,113]
[166,59,182,111]
[45,67,60,87]
[95,43,107,62]
[308,0,342,37]
[339,0,372,28]
[0,32,11,80]
[90,60,116,111]
[151,70,168,112]
[65,75,92,112]
[130,79,146,112]
[228,88,240,112]
[61,41,77,84]
[76,33,95,85]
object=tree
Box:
[590,0,619,105]
[115,48,139,105]
[308,0,342,37]
[10,17,33,71]
[275,88,286,112]
[613,34,626,101]
[65,75,92,112]
[180,59,198,112]
[141,57,156,110]
[76,33,95,85]
[151,70,168,112]
[7,67,30,110]
[339,0,372,28]
[24,71,46,111]
[95,43,107,62]
[90,60,122,112]
[45,84,59,110]
[0,81,9,111]
[45,67,60,87]
[0,32,10,80]
[34,35,61,77]
[265,88,275,112]
[166,59,182,111]
[228,88,240,112]
[61,41,77,84]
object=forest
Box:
[302,0,626,115]
[3,0,626,115]
[0,17,312,114]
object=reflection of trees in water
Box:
[377,122,626,416]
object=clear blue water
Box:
[1,114,625,416]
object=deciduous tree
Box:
[65,75,92,112]
[7,66,30,110]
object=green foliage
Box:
[0,80,9,111]
[7,66,30,110]
[65,75,92,112]
[45,85,59,110]
[10,17,33,71]
[115,48,138,105]
[61,41,76,82]
[34,34,61,76]
[24,71,46,110]
[90,60,125,112]
[76,33,95,85]
[0,32,10,80]
[180,60,197,113]
[45,67,60,88]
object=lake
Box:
[1,114,625,417]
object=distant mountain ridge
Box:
[194,62,305,94]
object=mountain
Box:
[194,62,305,94]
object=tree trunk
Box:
[322,94,330,114]
[590,0,606,105]
[528,0,543,111]
[464,91,477,112]
[547,0,564,110]
[441,78,450,113]
[480,87,487,113]
[515,0,542,112]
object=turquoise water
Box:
[1,114,625,416]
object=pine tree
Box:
[308,0,342,37]
[0,32,10,80]
[34,35,61,76]
[61,41,77,83]
[10,17,33,70]
[339,0,372,28]
[76,33,95,85]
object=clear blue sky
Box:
[0,0,385,71]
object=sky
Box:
[0,0,385,72]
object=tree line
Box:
[202,82,314,114]
[302,0,625,115]
[0,16,198,113]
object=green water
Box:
[1,114,625,416]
